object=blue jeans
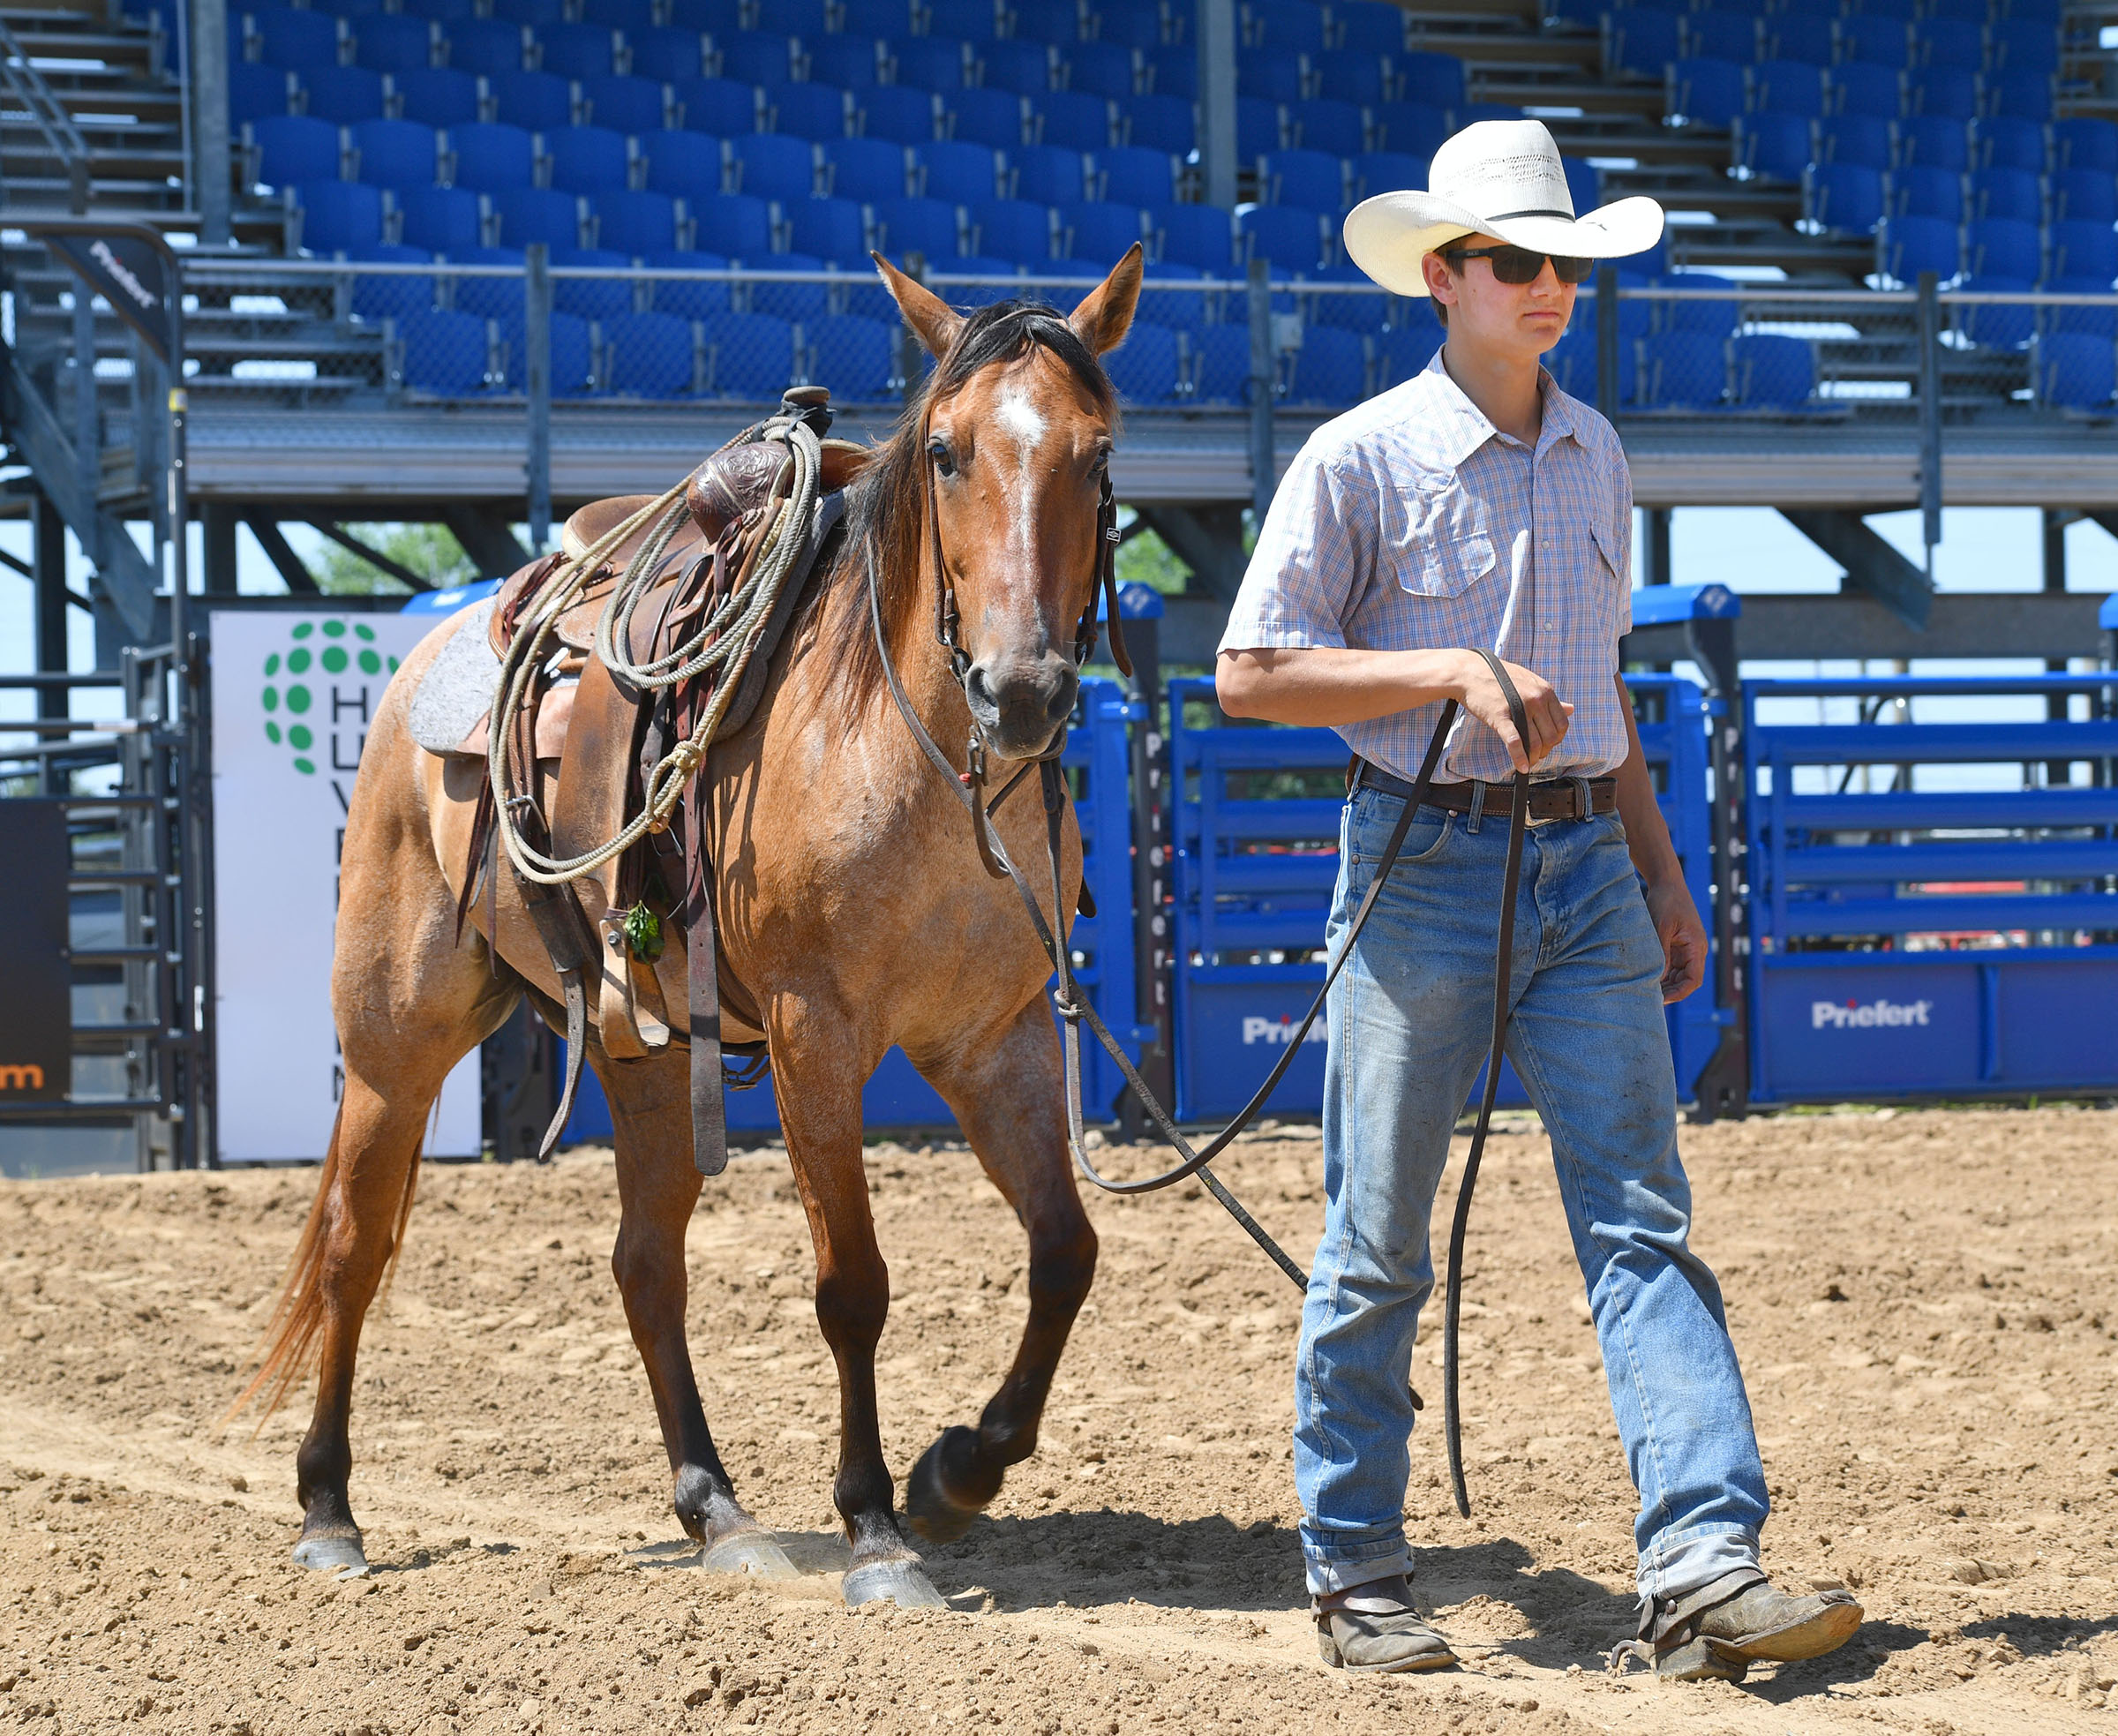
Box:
[1294,788,1768,1604]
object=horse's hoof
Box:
[842,1557,948,1610]
[904,1426,980,1545]
[699,1528,800,1580]
[291,1533,370,1578]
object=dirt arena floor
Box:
[2,1105,2114,1735]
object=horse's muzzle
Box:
[965,657,1078,761]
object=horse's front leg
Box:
[771,994,949,1610]
[904,994,1099,1544]
[597,1047,795,1578]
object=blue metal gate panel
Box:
[1744,675,2118,1103]
[561,678,1143,1140]
[1167,674,1722,1122]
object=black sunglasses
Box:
[1441,244,1596,286]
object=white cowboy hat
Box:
[1342,118,1665,298]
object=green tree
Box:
[314,523,480,595]
[1114,510,1189,596]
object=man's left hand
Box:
[1643,876,1708,1004]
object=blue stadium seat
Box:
[1682,12,1757,64]
[1138,260,1206,329]
[1335,0,1406,56]
[489,69,571,131]
[1370,101,1448,158]
[1989,73,2054,124]
[402,0,475,19]
[1607,10,1680,80]
[392,66,477,127]
[1829,62,1902,121]
[1879,214,1962,282]
[2050,222,2118,282]
[691,191,774,256]
[860,86,943,145]
[1669,57,1744,129]
[787,194,870,266]
[1247,0,1326,55]
[1190,324,1255,403]
[767,82,854,143]
[581,0,651,27]
[1011,0,1079,45]
[1239,205,1327,270]
[445,19,530,77]
[579,75,667,136]
[892,36,969,92]
[927,0,1000,40]
[983,39,1055,95]
[300,64,385,124]
[1853,0,1915,19]
[2035,332,2116,411]
[250,114,342,188]
[1896,116,1969,173]
[644,248,730,319]
[1562,155,1599,214]
[1014,143,1087,204]
[350,117,438,189]
[950,87,1031,149]
[399,308,490,394]
[1970,115,2045,172]
[254,7,344,71]
[1100,320,1181,402]
[603,310,698,395]
[2051,118,2118,175]
[1097,4,1164,50]
[1377,314,1441,390]
[1764,12,1832,64]
[231,62,295,124]
[395,184,482,252]
[1662,271,1739,335]
[1729,332,1813,407]
[492,0,562,26]
[1888,165,1963,222]
[822,138,907,203]
[745,250,824,330]
[1259,148,1344,212]
[1095,144,1175,207]
[674,78,762,137]
[294,179,384,252]
[914,139,1002,203]
[1639,332,1726,407]
[1146,45,1197,99]
[1836,15,1908,70]
[1989,19,2059,76]
[592,188,677,254]
[709,310,796,399]
[347,243,434,321]
[1067,41,1139,101]
[1350,150,1426,199]
[1308,49,1385,109]
[835,0,911,34]
[551,245,631,318]
[1288,98,1363,159]
[971,197,1056,263]
[875,194,964,259]
[1957,274,2036,349]
[934,254,1021,308]
[1236,97,1283,160]
[729,132,816,202]
[1236,45,1303,104]
[499,309,591,395]
[1544,320,1635,409]
[641,130,722,200]
[353,13,434,73]
[2052,170,2117,226]
[1908,68,1979,121]
[717,29,791,87]
[2041,277,2118,338]
[1731,109,1811,182]
[1965,217,2040,279]
[1748,60,1825,119]
[492,186,583,248]
[1394,50,1465,110]
[1968,166,2040,223]
[1059,199,1148,261]
[627,26,704,81]
[1120,94,1195,154]
[1156,201,1235,272]
[446,121,536,192]
[1033,91,1116,152]
[450,244,526,320]
[548,125,630,193]
[1302,261,1386,333]
[1806,162,1885,232]
[1922,0,1984,20]
[1917,19,1984,73]
[1816,114,1891,170]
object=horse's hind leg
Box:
[595,1050,794,1577]
[902,997,1098,1544]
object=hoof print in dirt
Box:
[698,1529,800,1580]
[290,1535,370,1578]
[842,1558,948,1610]
[904,1429,983,1546]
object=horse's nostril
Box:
[964,664,996,714]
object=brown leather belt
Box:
[1352,757,1618,824]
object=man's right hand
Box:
[1455,652,1573,773]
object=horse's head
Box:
[873,245,1142,760]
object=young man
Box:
[1215,121,1863,1681]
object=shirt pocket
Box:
[1398,530,1497,600]
[1588,515,1626,583]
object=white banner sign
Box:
[211,609,479,1162]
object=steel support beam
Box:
[244,515,318,593]
[202,501,240,594]
[1779,508,1934,630]
[304,520,435,591]
[1643,507,1671,586]
[1197,0,1238,210]
[1131,503,1250,604]
[191,0,232,245]
[442,504,531,578]
[34,494,69,735]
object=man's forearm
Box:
[1216,645,1471,727]
[1611,673,1683,885]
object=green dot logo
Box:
[260,615,388,777]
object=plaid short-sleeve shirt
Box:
[1220,347,1635,785]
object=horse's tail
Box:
[222,1104,423,1430]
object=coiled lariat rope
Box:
[485,420,823,887]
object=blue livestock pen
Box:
[1164,673,1724,1121]
[1743,673,2118,1103]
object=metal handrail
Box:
[0,15,90,212]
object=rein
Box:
[868,402,1536,1516]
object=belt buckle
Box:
[1525,776,1592,827]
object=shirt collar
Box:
[1419,346,1582,464]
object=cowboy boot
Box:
[1614,1567,1863,1682]
[1313,1574,1460,1674]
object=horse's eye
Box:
[928,437,956,477]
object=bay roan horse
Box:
[233,248,1145,1609]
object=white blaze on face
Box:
[992,383,1048,566]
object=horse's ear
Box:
[1067,242,1144,357]
[870,251,963,360]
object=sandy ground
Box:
[1,1105,2114,1735]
